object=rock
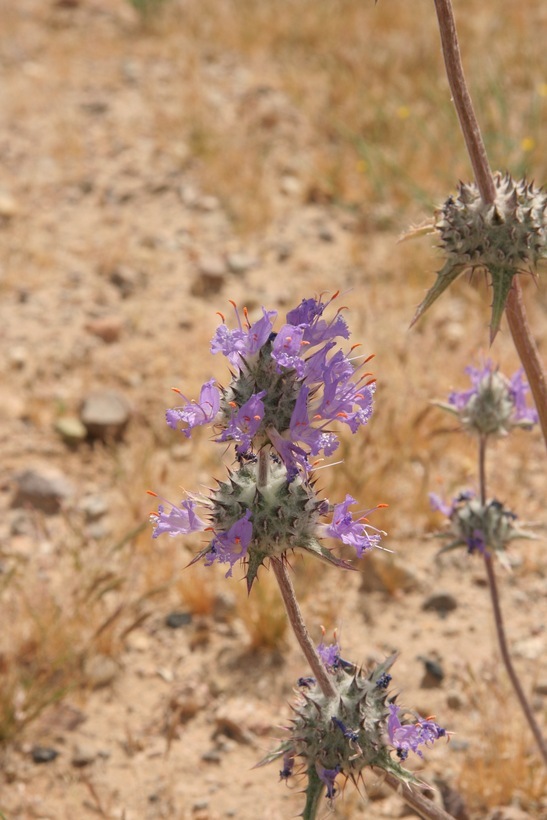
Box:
[419,656,445,688]
[197,255,226,278]
[360,551,422,594]
[533,680,547,696]
[512,635,544,661]
[80,494,108,522]
[446,690,465,710]
[280,174,301,196]
[85,316,124,343]
[71,743,96,767]
[0,191,18,218]
[226,253,255,274]
[195,195,220,212]
[422,592,458,616]
[109,265,144,298]
[55,416,87,445]
[80,390,131,440]
[84,653,119,689]
[31,746,59,764]
[8,345,27,369]
[190,269,225,298]
[165,611,192,629]
[12,467,74,514]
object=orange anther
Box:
[216,311,225,323]
[171,387,182,394]
[146,490,158,497]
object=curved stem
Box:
[483,554,547,765]
[432,0,495,204]
[270,557,337,699]
[505,282,547,449]
[477,438,547,763]
[379,772,456,820]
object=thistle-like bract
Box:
[257,649,446,811]
[412,172,547,339]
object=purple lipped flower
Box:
[271,324,307,376]
[445,360,537,436]
[508,369,539,426]
[387,703,446,761]
[211,304,277,366]
[315,763,341,799]
[317,639,342,670]
[430,490,529,560]
[204,510,253,577]
[219,392,266,453]
[323,495,384,557]
[166,378,221,436]
[150,496,206,539]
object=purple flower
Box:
[447,360,537,435]
[317,640,342,669]
[509,369,539,426]
[211,305,277,366]
[271,324,307,376]
[166,378,221,436]
[387,704,446,761]
[332,717,359,743]
[315,763,341,799]
[204,510,253,577]
[323,495,383,557]
[219,392,266,453]
[150,497,206,539]
[279,752,295,781]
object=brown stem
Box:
[483,553,547,764]
[505,282,547,449]
[432,0,495,204]
[270,557,337,698]
[379,772,456,820]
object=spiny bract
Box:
[412,172,547,340]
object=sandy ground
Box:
[0,2,546,819]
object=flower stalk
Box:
[432,0,547,446]
[477,436,547,765]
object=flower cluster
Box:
[151,296,384,590]
[430,491,531,562]
[441,360,538,436]
[258,645,447,805]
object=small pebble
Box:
[165,611,192,629]
[12,468,74,514]
[71,743,96,767]
[32,746,59,764]
[84,653,119,689]
[80,390,131,441]
[55,416,87,445]
[422,593,458,616]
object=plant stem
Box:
[483,554,547,764]
[270,557,337,699]
[505,282,547,449]
[477,437,547,764]
[432,0,495,204]
[433,0,547,448]
[379,772,456,820]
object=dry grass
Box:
[1,1,546,815]
[456,669,547,814]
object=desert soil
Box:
[0,2,546,819]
